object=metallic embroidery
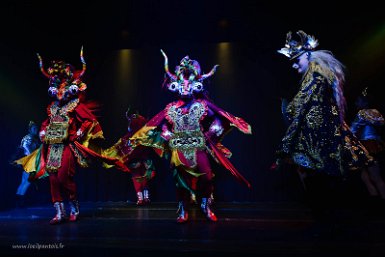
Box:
[70,143,88,168]
[45,120,69,144]
[169,131,205,150]
[167,101,207,166]
[331,106,339,116]
[358,109,385,124]
[280,62,373,176]
[45,98,79,144]
[46,144,64,172]
[167,101,207,133]
[306,105,323,129]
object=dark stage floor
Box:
[0,201,385,257]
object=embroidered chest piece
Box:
[168,102,206,133]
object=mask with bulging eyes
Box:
[37,47,87,102]
[160,50,219,98]
[168,80,204,98]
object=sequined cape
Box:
[278,63,373,176]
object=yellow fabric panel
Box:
[14,148,40,173]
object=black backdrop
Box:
[1,1,384,209]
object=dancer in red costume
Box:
[127,50,252,223]
[103,109,156,206]
[15,48,125,224]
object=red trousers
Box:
[176,150,214,201]
[131,164,149,193]
[48,146,77,202]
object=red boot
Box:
[50,202,66,225]
[143,189,151,205]
[136,192,144,206]
[69,200,80,222]
[201,198,217,222]
[176,201,188,223]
